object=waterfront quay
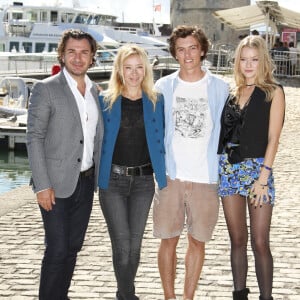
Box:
[0,77,299,299]
[0,116,26,150]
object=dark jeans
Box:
[99,173,155,300]
[39,172,94,300]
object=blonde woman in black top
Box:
[218,35,285,300]
[98,44,166,300]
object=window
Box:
[50,11,58,23]
[60,13,74,23]
[74,14,89,24]
[48,43,58,52]
[26,10,38,22]
[22,42,32,52]
[36,43,46,53]
[40,11,48,22]
[10,42,19,52]
[12,12,23,20]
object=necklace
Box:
[245,83,255,86]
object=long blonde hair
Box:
[233,35,278,101]
[104,44,157,109]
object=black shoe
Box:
[115,291,139,300]
[233,288,250,300]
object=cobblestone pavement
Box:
[0,77,299,299]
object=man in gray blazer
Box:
[26,29,103,300]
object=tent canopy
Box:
[213,1,300,31]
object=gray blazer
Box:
[26,71,104,198]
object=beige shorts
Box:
[153,177,219,242]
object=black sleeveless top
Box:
[112,96,151,167]
[218,87,276,163]
[221,94,249,146]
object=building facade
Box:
[170,0,250,47]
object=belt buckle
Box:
[125,167,131,176]
[125,166,138,176]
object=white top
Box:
[63,68,98,172]
[171,73,213,183]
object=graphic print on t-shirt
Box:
[171,75,212,183]
[174,96,208,138]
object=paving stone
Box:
[0,77,299,299]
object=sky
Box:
[0,0,298,24]
[0,0,171,23]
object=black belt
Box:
[80,166,95,177]
[111,163,153,176]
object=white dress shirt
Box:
[63,68,98,172]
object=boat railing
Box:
[0,51,115,78]
[7,19,33,37]
[0,48,298,79]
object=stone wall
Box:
[170,0,250,47]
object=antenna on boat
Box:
[152,0,155,25]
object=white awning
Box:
[213,1,300,31]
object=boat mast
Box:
[152,0,155,36]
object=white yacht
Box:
[0,2,168,54]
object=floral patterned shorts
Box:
[218,154,275,205]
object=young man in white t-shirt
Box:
[153,25,229,300]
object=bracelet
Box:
[256,181,268,189]
[261,164,272,171]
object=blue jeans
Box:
[39,172,94,300]
[99,173,155,300]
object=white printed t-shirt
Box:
[172,74,212,183]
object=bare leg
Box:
[158,236,179,300]
[248,201,273,299]
[222,194,248,291]
[183,234,205,300]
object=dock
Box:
[0,115,27,149]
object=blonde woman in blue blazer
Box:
[98,44,166,300]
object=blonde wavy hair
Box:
[104,44,157,109]
[233,35,278,102]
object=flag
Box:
[154,4,161,12]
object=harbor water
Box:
[0,148,31,195]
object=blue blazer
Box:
[98,92,167,189]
